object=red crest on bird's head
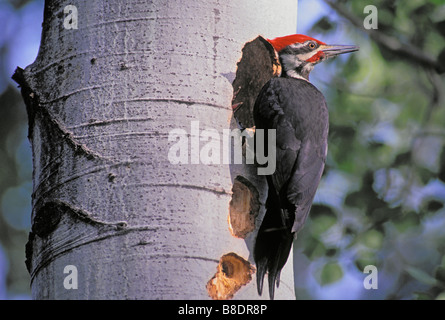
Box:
[267,34,326,52]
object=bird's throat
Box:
[284,69,310,81]
[279,54,313,81]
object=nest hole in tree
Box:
[206,252,255,300]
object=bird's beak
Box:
[320,44,359,58]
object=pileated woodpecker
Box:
[253,34,358,299]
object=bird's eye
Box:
[309,42,316,49]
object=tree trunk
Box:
[14,0,298,299]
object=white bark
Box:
[20,0,298,299]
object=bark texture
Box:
[17,0,298,299]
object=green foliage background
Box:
[293,0,445,299]
[0,0,444,299]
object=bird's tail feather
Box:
[254,181,294,300]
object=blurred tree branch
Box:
[423,69,443,125]
[323,0,442,72]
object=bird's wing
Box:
[286,139,326,233]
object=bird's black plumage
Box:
[253,77,329,299]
